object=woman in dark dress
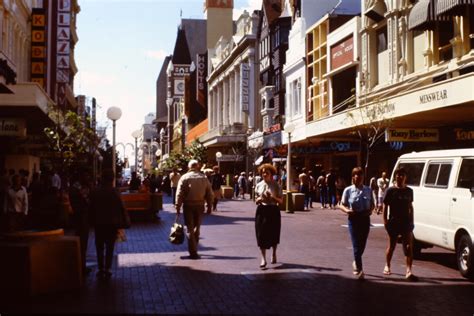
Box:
[254,163,283,269]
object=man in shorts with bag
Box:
[175,159,213,259]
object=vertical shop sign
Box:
[57,0,71,108]
[240,63,250,112]
[196,53,208,107]
[31,9,47,89]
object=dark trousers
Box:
[183,204,204,255]
[348,215,371,271]
[94,226,117,271]
[172,187,178,205]
[76,225,90,271]
[320,187,328,206]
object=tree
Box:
[44,107,101,174]
[161,140,208,172]
[345,98,395,180]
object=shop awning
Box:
[437,0,473,15]
[408,0,438,30]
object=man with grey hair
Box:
[175,159,214,259]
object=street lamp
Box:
[107,106,122,187]
[216,151,222,170]
[131,130,141,172]
[284,122,295,213]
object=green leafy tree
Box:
[44,107,101,173]
[161,140,207,172]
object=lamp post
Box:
[284,122,295,213]
[107,106,122,187]
[131,130,141,172]
[216,151,222,170]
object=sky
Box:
[74,0,262,160]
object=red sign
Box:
[196,53,207,107]
[330,36,354,70]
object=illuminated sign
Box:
[385,128,439,142]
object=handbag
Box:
[117,195,131,229]
[169,222,185,245]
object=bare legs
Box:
[385,232,415,278]
[260,245,277,268]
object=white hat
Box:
[188,159,199,169]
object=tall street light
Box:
[107,106,122,187]
[284,122,295,213]
[131,130,141,172]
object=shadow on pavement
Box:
[2,262,474,315]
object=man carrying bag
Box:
[175,159,213,259]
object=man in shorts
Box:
[382,167,417,281]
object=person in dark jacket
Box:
[69,172,92,275]
[89,169,127,279]
[129,171,141,192]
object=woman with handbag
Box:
[254,163,283,269]
[89,169,130,279]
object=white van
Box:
[391,148,474,280]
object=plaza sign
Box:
[385,128,439,142]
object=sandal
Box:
[406,272,418,281]
[383,265,391,275]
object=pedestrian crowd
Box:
[1,160,417,283]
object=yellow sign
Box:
[385,128,439,142]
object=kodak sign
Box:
[31,8,47,90]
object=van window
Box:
[457,159,474,189]
[398,162,424,186]
[425,162,452,188]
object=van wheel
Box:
[456,234,474,280]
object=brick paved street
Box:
[2,195,474,315]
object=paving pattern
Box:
[1,194,474,315]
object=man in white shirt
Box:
[5,174,28,231]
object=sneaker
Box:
[357,271,365,280]
[352,261,359,275]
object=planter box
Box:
[222,186,234,199]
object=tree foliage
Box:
[161,140,207,172]
[44,108,101,171]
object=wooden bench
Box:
[120,193,162,221]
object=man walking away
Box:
[175,160,213,259]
